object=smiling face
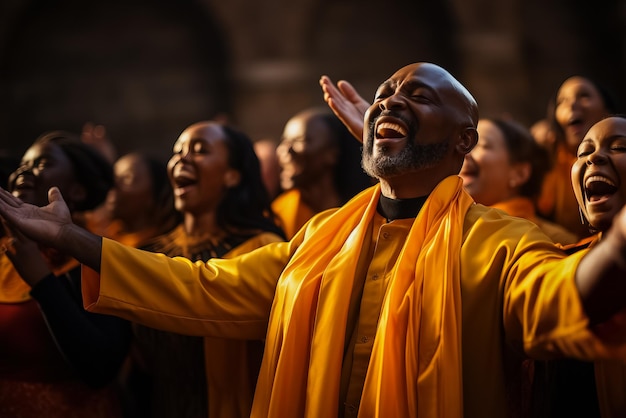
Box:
[460,119,518,206]
[555,76,610,154]
[9,140,82,208]
[362,63,477,194]
[276,110,339,191]
[572,117,626,232]
[167,122,240,215]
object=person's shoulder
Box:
[271,189,299,208]
[465,203,521,224]
[534,218,579,246]
[464,203,554,242]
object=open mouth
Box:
[567,117,583,127]
[566,117,588,137]
[172,170,198,195]
[375,122,407,139]
[585,175,617,203]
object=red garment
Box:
[0,254,123,418]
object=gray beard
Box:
[361,133,449,179]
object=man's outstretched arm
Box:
[0,186,102,272]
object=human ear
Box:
[456,127,478,155]
[509,162,531,189]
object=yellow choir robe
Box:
[82,176,626,418]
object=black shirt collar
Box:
[377,194,428,222]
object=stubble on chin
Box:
[362,131,449,179]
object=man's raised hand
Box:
[320,75,369,142]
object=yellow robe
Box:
[537,144,590,239]
[491,196,578,245]
[200,232,284,418]
[83,176,626,418]
[271,189,315,239]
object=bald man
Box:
[3,63,626,418]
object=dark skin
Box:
[571,117,626,324]
[362,63,478,198]
[1,63,626,326]
[322,65,626,325]
[276,109,342,213]
[0,63,477,267]
[5,140,88,286]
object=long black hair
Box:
[217,125,285,239]
[134,152,182,231]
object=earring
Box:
[579,207,588,226]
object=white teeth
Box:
[377,122,407,136]
[585,175,616,187]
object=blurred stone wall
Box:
[0,0,624,161]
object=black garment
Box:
[531,359,600,418]
[377,194,427,221]
[123,227,262,418]
[29,267,132,388]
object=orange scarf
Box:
[253,176,474,418]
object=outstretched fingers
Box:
[337,80,369,115]
[319,75,367,142]
[320,75,341,104]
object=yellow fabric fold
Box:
[271,189,315,239]
[254,175,474,418]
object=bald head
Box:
[388,63,478,127]
[362,62,479,197]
